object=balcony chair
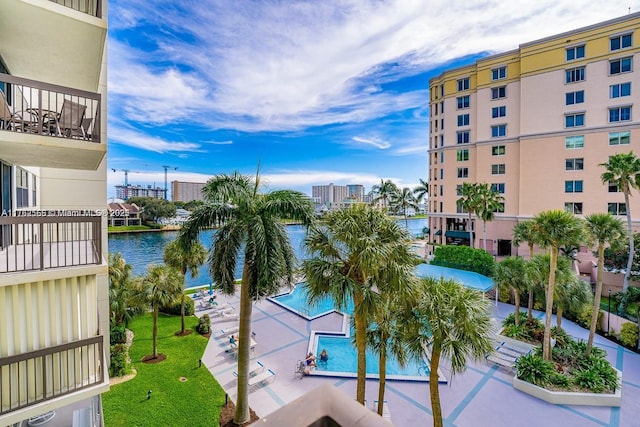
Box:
[0,90,35,132]
[54,99,87,138]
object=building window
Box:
[609,131,630,145]
[609,106,631,122]
[494,202,505,213]
[492,145,506,156]
[566,45,585,61]
[492,106,506,118]
[491,124,507,138]
[610,57,633,75]
[565,113,585,128]
[457,149,469,161]
[565,135,584,149]
[565,158,584,171]
[457,131,469,144]
[608,202,627,215]
[457,78,470,91]
[440,185,443,196]
[457,167,469,178]
[441,118,444,130]
[440,151,445,163]
[457,95,470,109]
[440,84,445,97]
[456,199,466,214]
[492,66,506,80]
[440,134,444,146]
[440,169,444,180]
[491,164,505,175]
[456,185,463,196]
[565,90,584,105]
[564,202,583,214]
[565,67,585,83]
[491,183,505,193]
[608,182,619,192]
[16,168,29,208]
[491,86,506,99]
[610,33,633,51]
[610,82,631,98]
[32,175,37,207]
[457,114,470,127]
[565,180,583,193]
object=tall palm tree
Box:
[178,171,315,425]
[108,252,137,326]
[494,257,529,325]
[459,182,481,248]
[140,264,183,359]
[475,184,505,252]
[413,178,429,203]
[391,187,419,228]
[371,179,398,211]
[554,274,592,331]
[585,213,625,356]
[303,204,418,404]
[512,220,539,318]
[600,152,640,292]
[163,239,207,335]
[532,210,585,360]
[403,277,493,427]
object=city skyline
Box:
[107,0,638,199]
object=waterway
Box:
[107,218,429,289]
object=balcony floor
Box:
[0,240,98,274]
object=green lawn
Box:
[103,314,226,427]
[108,225,157,233]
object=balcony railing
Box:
[0,335,105,416]
[0,73,101,143]
[0,214,102,274]
[48,0,102,18]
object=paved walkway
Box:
[198,292,640,427]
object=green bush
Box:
[196,314,211,335]
[516,353,555,386]
[575,306,602,331]
[573,367,606,393]
[431,245,495,277]
[110,326,127,345]
[109,344,129,377]
[619,322,639,348]
[160,297,195,316]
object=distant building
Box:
[107,202,142,227]
[172,180,206,202]
[312,183,349,205]
[347,184,365,201]
[116,184,164,199]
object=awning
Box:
[445,230,473,239]
[434,229,442,236]
[422,227,430,234]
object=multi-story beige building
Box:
[428,12,640,256]
[116,184,165,200]
[312,183,349,206]
[0,1,109,425]
[171,180,206,202]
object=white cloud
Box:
[202,140,233,145]
[109,124,202,153]
[351,136,391,149]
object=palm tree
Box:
[140,264,183,359]
[532,210,585,360]
[163,239,207,335]
[475,184,505,252]
[585,213,625,355]
[554,274,592,331]
[494,257,529,325]
[459,182,481,248]
[413,178,429,203]
[600,152,640,292]
[403,277,493,427]
[303,204,418,404]
[371,179,398,211]
[178,171,315,425]
[512,220,539,319]
[108,252,137,326]
[391,187,419,228]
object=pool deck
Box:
[199,293,640,426]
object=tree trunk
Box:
[586,244,604,356]
[233,263,254,425]
[468,212,474,249]
[556,307,563,330]
[624,190,633,292]
[543,247,558,361]
[180,293,186,334]
[429,340,443,427]
[153,306,159,358]
[377,344,387,416]
[483,220,487,252]
[527,242,534,320]
[514,288,520,326]
[354,291,367,404]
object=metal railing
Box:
[48,0,102,18]
[0,73,101,143]
[0,335,105,415]
[0,214,102,274]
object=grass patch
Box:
[108,225,156,233]
[103,314,226,427]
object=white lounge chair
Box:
[234,361,264,377]
[219,312,240,322]
[222,326,240,337]
[373,401,391,421]
[210,307,235,317]
[248,369,276,389]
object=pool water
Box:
[271,286,353,319]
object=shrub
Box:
[619,322,639,348]
[573,367,607,393]
[196,314,211,335]
[110,326,127,345]
[575,306,602,331]
[109,344,129,377]
[160,297,195,316]
[516,353,555,386]
[431,245,495,276]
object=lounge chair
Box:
[54,99,87,138]
[248,369,276,389]
[234,361,264,377]
[210,306,235,317]
[219,312,240,322]
[373,401,391,421]
[222,326,240,337]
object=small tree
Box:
[513,220,539,319]
[494,257,529,325]
[391,187,419,228]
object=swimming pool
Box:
[416,263,495,292]
[269,286,353,320]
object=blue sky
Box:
[107,0,638,199]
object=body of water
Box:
[107,218,429,288]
